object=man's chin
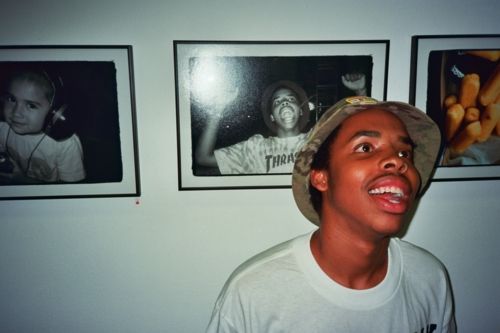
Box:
[278,116,298,127]
[277,124,295,131]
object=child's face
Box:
[2,77,52,135]
[270,88,301,132]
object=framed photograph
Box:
[0,45,140,199]
[175,40,389,190]
[410,35,500,181]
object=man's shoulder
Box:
[222,233,310,292]
[240,133,266,144]
[394,238,448,279]
[231,235,300,278]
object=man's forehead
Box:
[344,108,406,126]
[272,87,296,98]
[339,108,411,138]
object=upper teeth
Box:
[369,186,404,196]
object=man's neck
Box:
[310,227,390,290]
[275,127,300,138]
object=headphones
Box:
[41,69,76,141]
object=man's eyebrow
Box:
[272,93,296,100]
[349,130,417,148]
[349,130,380,141]
[401,135,417,148]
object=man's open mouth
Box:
[368,186,405,203]
[279,106,296,120]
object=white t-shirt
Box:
[214,133,307,174]
[207,232,456,333]
[0,122,85,182]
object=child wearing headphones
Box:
[0,66,85,184]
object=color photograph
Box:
[410,35,500,181]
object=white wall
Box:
[0,0,499,332]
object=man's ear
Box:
[270,114,275,122]
[310,169,328,192]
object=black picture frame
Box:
[174,40,389,190]
[410,35,500,181]
[0,45,140,199]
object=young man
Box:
[206,96,456,332]
[195,80,311,174]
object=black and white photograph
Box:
[0,46,140,199]
[410,35,500,181]
[175,40,389,190]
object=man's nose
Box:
[380,151,408,174]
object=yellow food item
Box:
[459,73,480,108]
[445,103,465,141]
[464,107,480,124]
[466,50,500,62]
[479,64,500,107]
[450,121,482,156]
[477,103,500,142]
[443,95,457,108]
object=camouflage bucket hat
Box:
[292,96,442,225]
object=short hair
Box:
[308,124,342,214]
[6,65,56,106]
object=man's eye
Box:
[354,143,372,153]
[398,150,413,160]
[287,96,297,103]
